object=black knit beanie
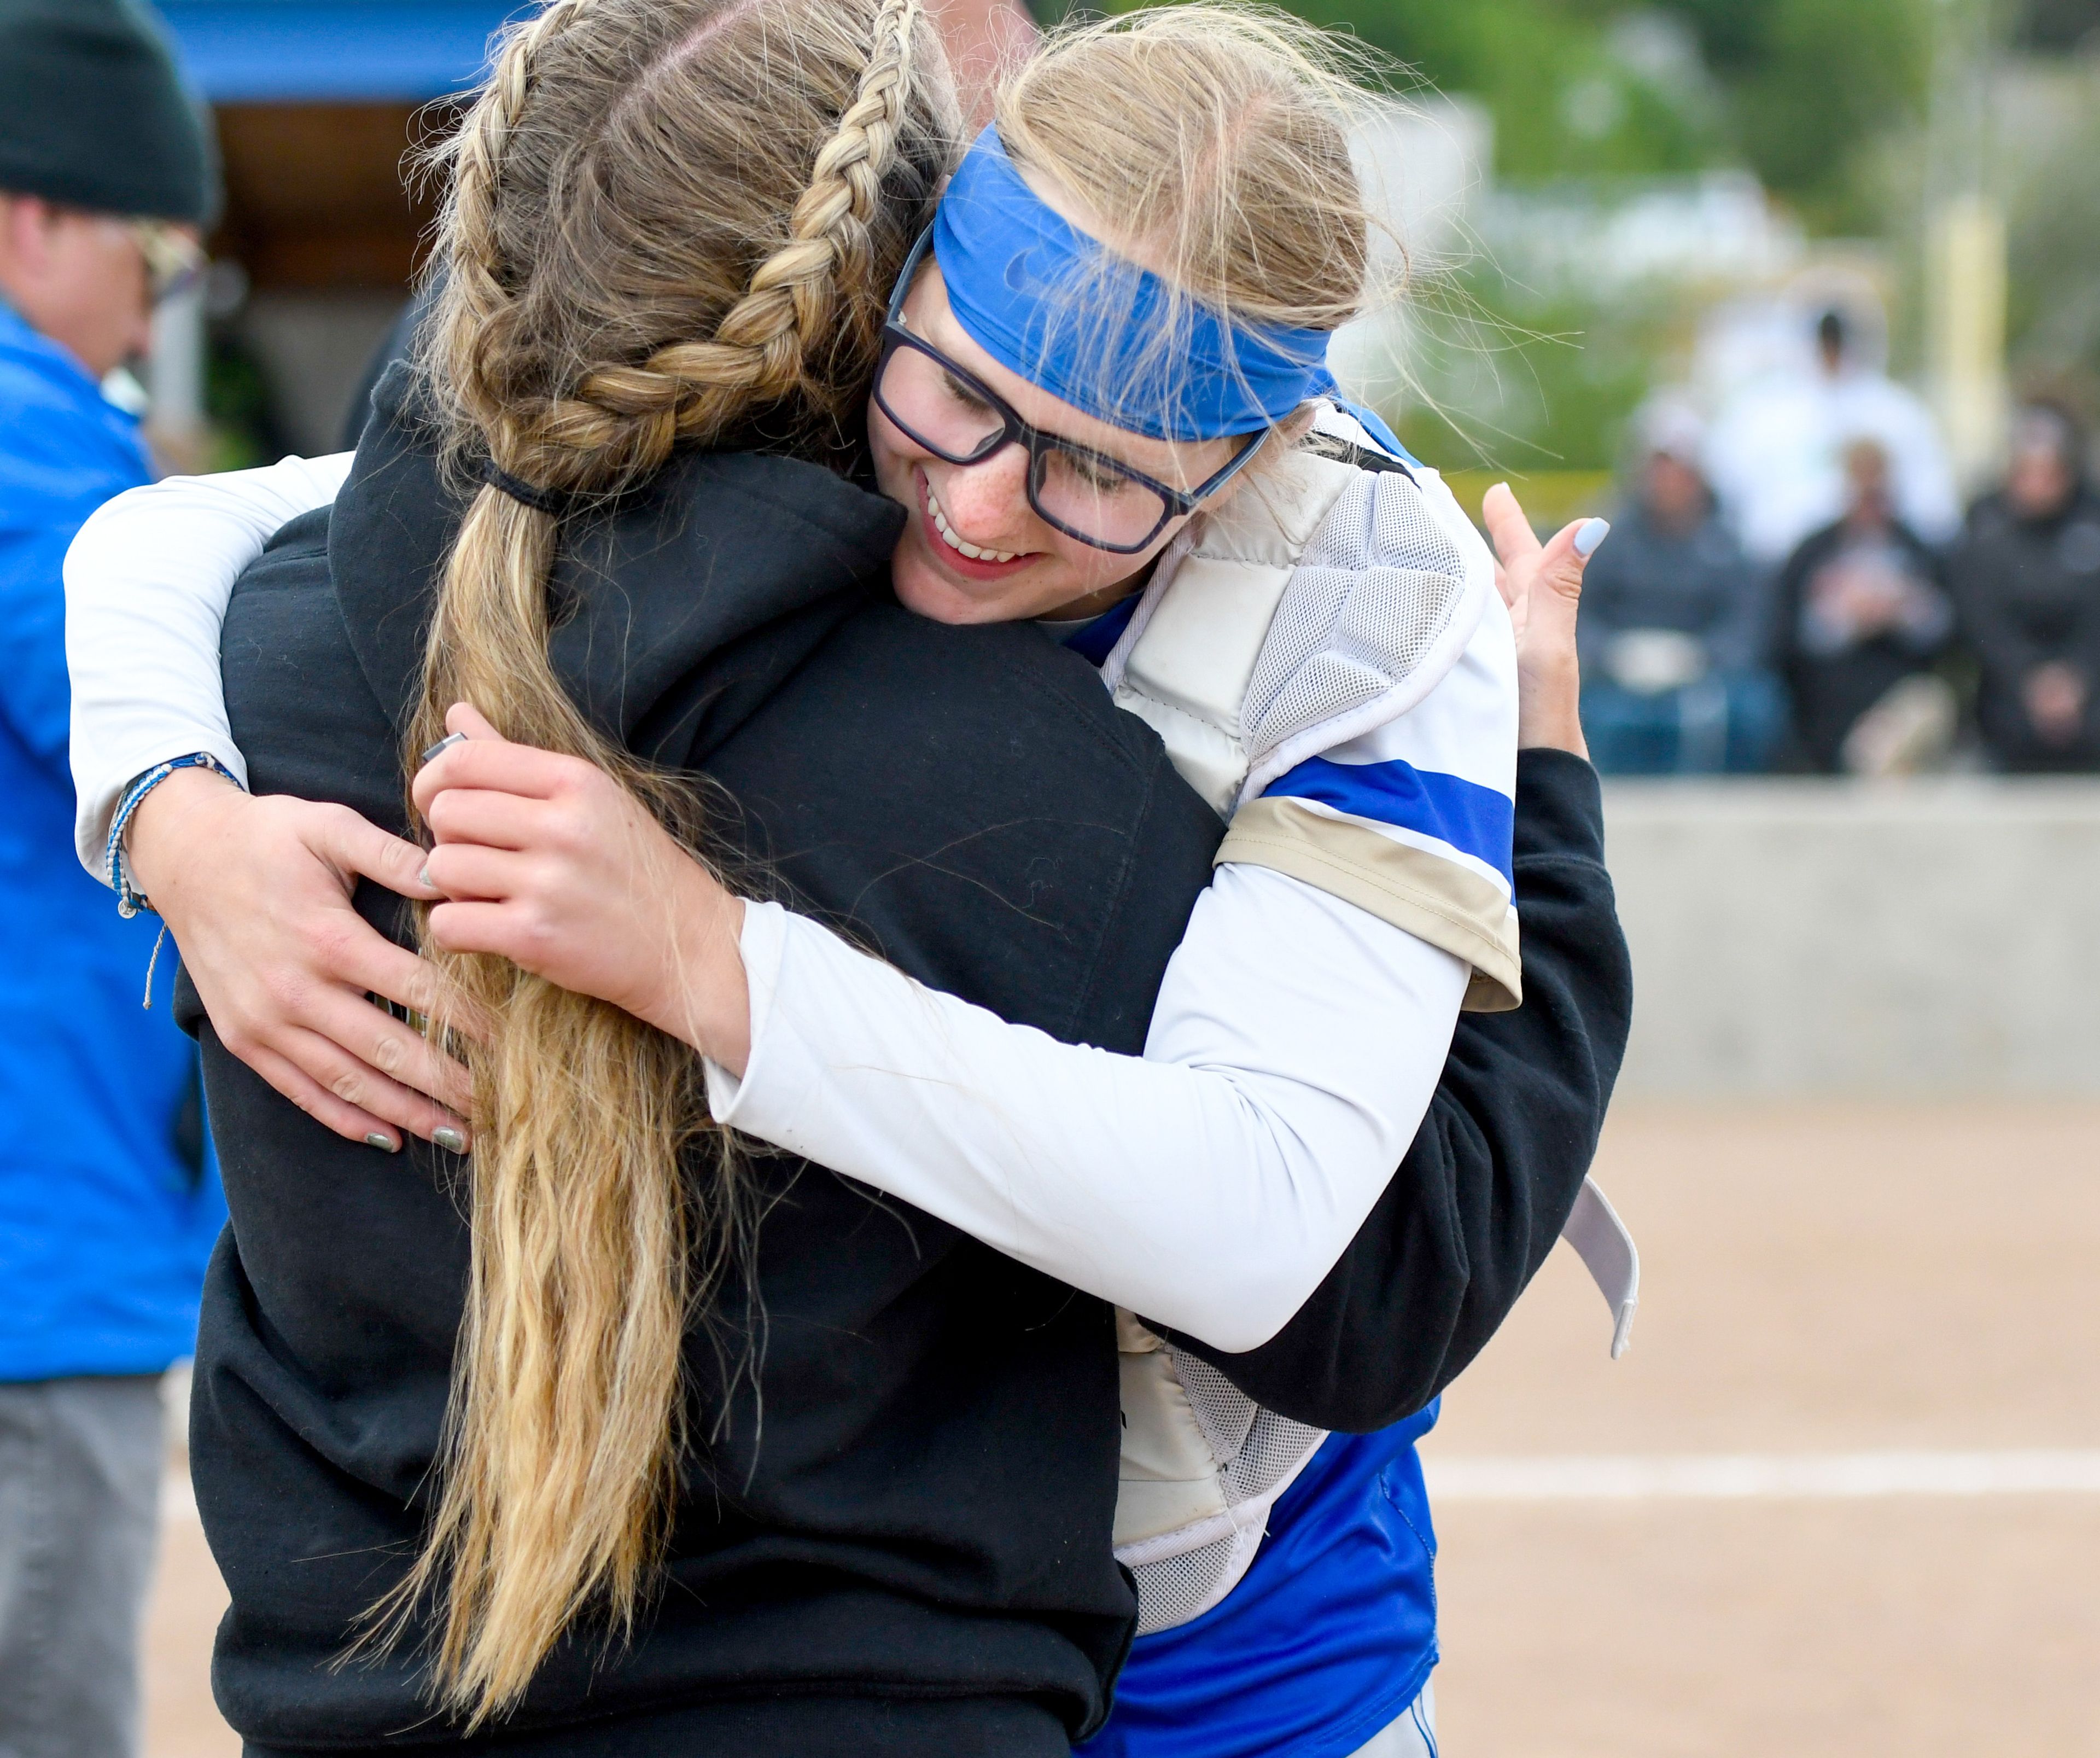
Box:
[0,0,218,223]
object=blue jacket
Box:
[0,301,224,1383]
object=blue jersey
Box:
[0,300,225,1381]
[1061,569,1450,1755]
[1081,1406,1441,1758]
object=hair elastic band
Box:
[931,127,1338,443]
[479,458,572,516]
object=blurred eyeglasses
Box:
[126,221,206,305]
[874,229,1265,556]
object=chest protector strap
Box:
[1103,411,1641,1633]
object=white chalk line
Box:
[1427,1451,2100,1501]
[162,1451,2100,1527]
[1424,1450,2100,1501]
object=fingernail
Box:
[432,1126,468,1154]
[421,731,468,764]
[417,863,433,889]
[364,1132,400,1154]
[1574,517,1611,557]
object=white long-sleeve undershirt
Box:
[59,455,1466,1352]
[713,881,1462,1351]
[65,451,354,871]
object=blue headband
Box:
[930,127,1337,443]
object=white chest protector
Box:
[1101,408,1640,1634]
[1099,426,1489,819]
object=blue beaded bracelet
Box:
[107,753,242,918]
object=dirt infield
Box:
[143,1103,2100,1756]
[1428,1102,2100,1757]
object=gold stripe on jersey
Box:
[1217,795,1522,1012]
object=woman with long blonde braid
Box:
[65,7,1632,1757]
[383,0,934,1715]
[78,1,1235,1751]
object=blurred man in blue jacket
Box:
[0,4,225,1754]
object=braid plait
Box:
[378,0,960,1720]
[528,0,923,479]
[436,0,610,479]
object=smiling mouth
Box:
[924,477,1020,564]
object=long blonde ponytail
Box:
[364,0,949,1722]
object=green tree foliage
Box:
[1078,0,1937,228]
[1056,0,1952,469]
[1274,0,1718,178]
[1393,292,1664,473]
[2005,78,2100,387]
[1665,0,1934,225]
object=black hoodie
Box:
[186,370,1630,1755]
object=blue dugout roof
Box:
[158,2,526,102]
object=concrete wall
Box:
[1600,779,2100,1097]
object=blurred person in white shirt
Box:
[1706,306,1961,567]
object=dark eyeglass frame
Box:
[876,227,1267,556]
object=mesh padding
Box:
[1131,1523,1263,1635]
[1125,1349,1328,1634]
[1241,471,1467,762]
[1113,447,1465,1636]
[1174,1350,1258,1463]
[1173,1352,1323,1502]
[1223,1405,1328,1505]
[1131,1527,1257,1635]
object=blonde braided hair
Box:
[429,0,928,491]
[366,0,949,1723]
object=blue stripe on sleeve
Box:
[1263,754,1514,883]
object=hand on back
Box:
[122,710,757,1157]
[413,704,752,1072]
[121,768,474,1152]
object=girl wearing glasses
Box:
[66,7,1625,1756]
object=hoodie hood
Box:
[329,363,908,767]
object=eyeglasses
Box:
[125,221,206,305]
[874,229,1265,556]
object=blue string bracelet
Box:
[107,752,243,919]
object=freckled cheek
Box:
[934,446,1028,528]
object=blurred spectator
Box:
[1707,306,1962,565]
[0,4,225,1756]
[1578,399,1784,774]
[1947,403,2100,772]
[1773,439,1958,775]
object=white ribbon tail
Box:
[1561,1174,1640,1359]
